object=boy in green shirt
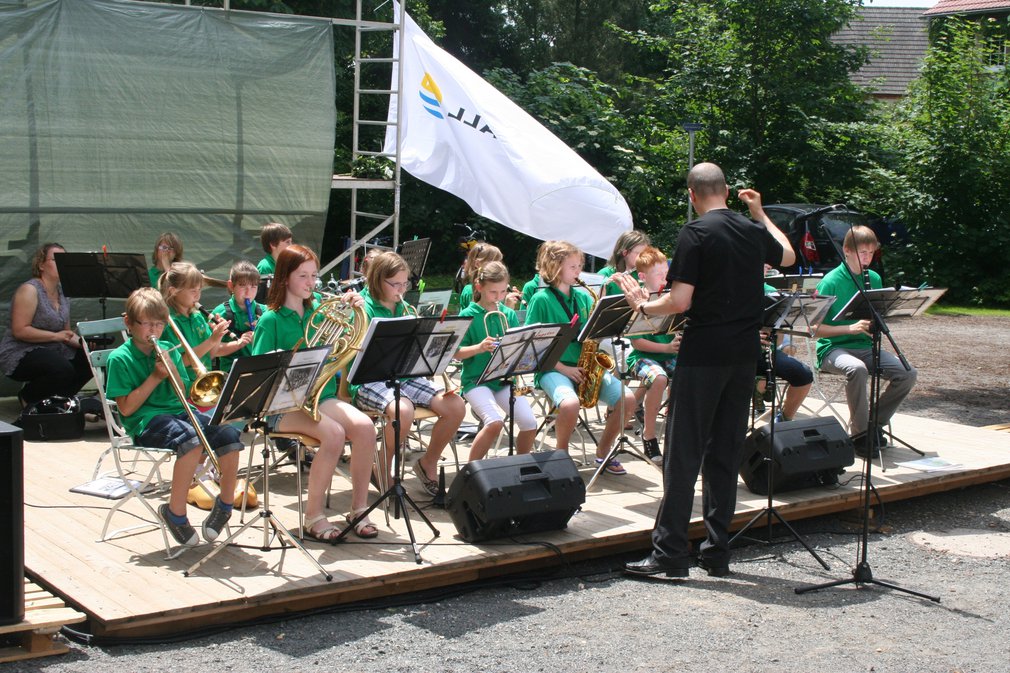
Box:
[211,260,261,374]
[105,288,243,549]
[256,222,292,276]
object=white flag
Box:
[384,2,632,259]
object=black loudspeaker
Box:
[0,421,25,625]
[446,450,586,542]
[739,417,854,496]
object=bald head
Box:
[687,162,727,198]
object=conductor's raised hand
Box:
[737,188,764,213]
[614,272,648,308]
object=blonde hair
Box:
[538,241,583,287]
[634,246,667,274]
[473,260,510,303]
[152,232,183,266]
[607,231,651,271]
[843,225,879,252]
[463,243,503,283]
[161,261,203,313]
[366,251,410,300]
[125,287,169,324]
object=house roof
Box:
[834,7,930,96]
[924,1,1010,16]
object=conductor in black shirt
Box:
[617,162,795,578]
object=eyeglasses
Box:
[137,321,166,330]
[385,279,412,292]
[157,244,175,252]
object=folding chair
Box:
[78,317,178,557]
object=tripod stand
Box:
[185,347,334,581]
[337,314,470,563]
[731,327,829,570]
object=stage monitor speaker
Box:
[446,450,585,543]
[0,421,24,625]
[740,417,854,496]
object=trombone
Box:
[166,315,226,407]
[149,336,221,472]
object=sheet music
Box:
[832,287,947,322]
[480,324,566,382]
[270,348,330,413]
[624,291,685,337]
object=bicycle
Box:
[452,222,487,296]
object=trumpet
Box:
[399,295,419,317]
[166,315,226,407]
[149,336,221,472]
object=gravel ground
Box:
[9,314,1010,673]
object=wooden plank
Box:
[0,582,85,664]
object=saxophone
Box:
[573,279,615,408]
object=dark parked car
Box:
[763,203,884,276]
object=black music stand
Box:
[730,292,837,570]
[337,315,471,563]
[795,286,943,602]
[475,322,573,455]
[54,251,148,318]
[184,346,332,580]
[579,294,663,491]
[396,238,432,287]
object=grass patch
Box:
[928,304,1010,317]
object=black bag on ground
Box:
[14,396,85,441]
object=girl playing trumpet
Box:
[455,261,537,460]
[350,251,466,497]
[252,245,379,540]
[523,240,635,473]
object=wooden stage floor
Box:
[21,408,1010,638]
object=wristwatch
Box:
[638,303,648,317]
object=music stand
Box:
[730,292,837,570]
[183,346,333,581]
[337,315,471,563]
[763,273,823,292]
[54,251,148,318]
[578,294,663,491]
[796,286,944,601]
[475,322,573,455]
[396,238,432,287]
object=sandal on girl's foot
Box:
[345,508,379,539]
[303,514,341,543]
[412,461,439,497]
[595,457,627,475]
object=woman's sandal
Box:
[303,514,341,543]
[345,509,379,539]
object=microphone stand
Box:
[795,222,937,602]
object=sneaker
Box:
[202,497,232,542]
[851,432,880,459]
[158,503,198,546]
[643,437,662,463]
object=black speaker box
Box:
[739,417,854,496]
[0,421,25,625]
[446,450,586,542]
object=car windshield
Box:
[820,212,870,243]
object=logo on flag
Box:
[419,74,443,119]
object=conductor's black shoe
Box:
[697,557,732,577]
[624,553,689,579]
[643,437,662,463]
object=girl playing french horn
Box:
[252,245,379,541]
[455,261,537,460]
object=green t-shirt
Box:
[458,283,474,309]
[521,274,542,307]
[598,266,638,297]
[147,266,162,291]
[458,301,520,393]
[105,338,192,438]
[252,300,339,401]
[163,308,213,379]
[815,263,881,368]
[212,296,264,373]
[345,292,411,402]
[627,333,677,370]
[257,255,276,276]
[523,286,593,385]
